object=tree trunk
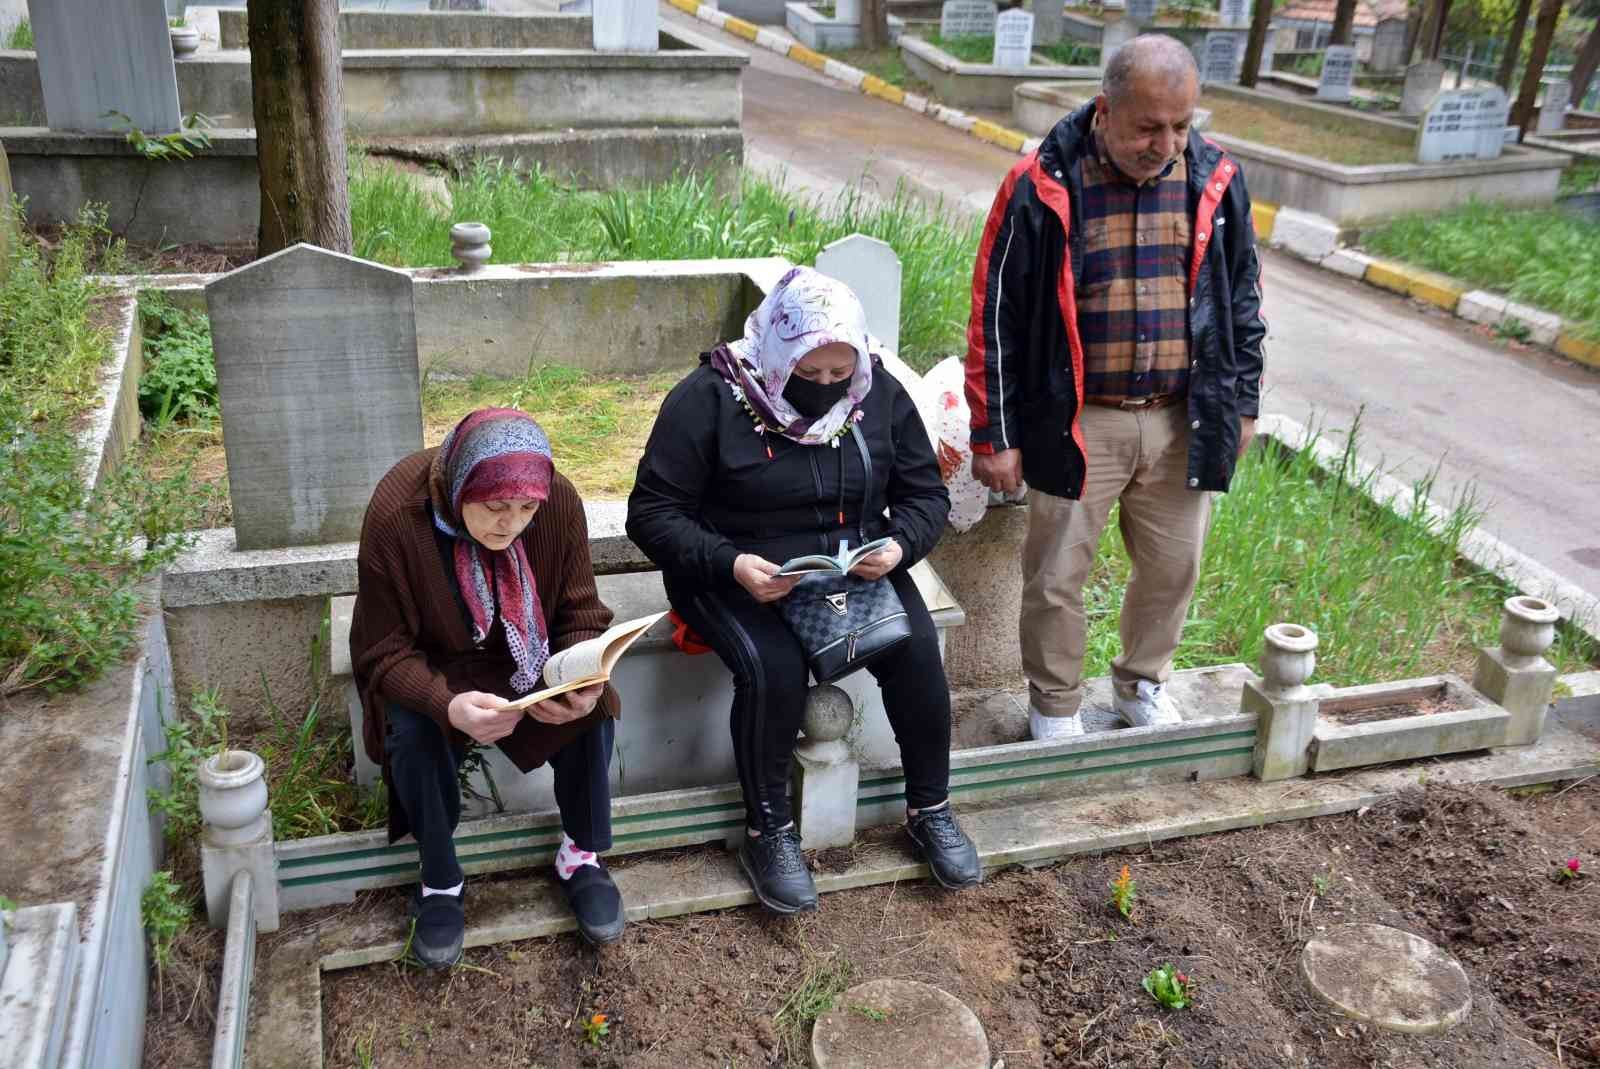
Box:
[859,0,888,50]
[1512,0,1564,133]
[1330,0,1358,45]
[248,0,351,257]
[1569,17,1600,108]
[1240,0,1275,88]
[1495,0,1534,90]
[1415,0,1452,60]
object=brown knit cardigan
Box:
[350,449,620,840]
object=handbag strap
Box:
[849,420,873,546]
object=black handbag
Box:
[775,423,912,684]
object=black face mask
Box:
[783,375,851,419]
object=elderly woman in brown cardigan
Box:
[350,407,623,967]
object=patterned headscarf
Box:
[709,267,875,446]
[427,408,553,694]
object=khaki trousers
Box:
[1020,403,1212,719]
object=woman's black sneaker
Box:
[561,862,626,946]
[906,805,982,889]
[738,825,819,914]
[407,887,465,969]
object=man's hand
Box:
[849,539,903,581]
[1237,417,1257,460]
[446,690,521,745]
[525,682,605,726]
[734,553,804,604]
[972,449,1023,495]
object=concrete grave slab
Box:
[26,0,181,132]
[206,245,423,551]
[816,233,902,354]
[1302,924,1472,1034]
[812,979,989,1068]
[0,903,78,1069]
[1269,207,1340,261]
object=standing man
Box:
[965,35,1266,740]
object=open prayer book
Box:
[775,536,894,577]
[504,611,668,711]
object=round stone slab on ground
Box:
[812,978,989,1069]
[1301,923,1472,1035]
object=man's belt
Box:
[1083,394,1185,411]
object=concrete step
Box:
[0,903,79,1069]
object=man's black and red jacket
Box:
[964,101,1268,500]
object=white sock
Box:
[909,800,950,818]
[555,833,600,881]
[421,880,463,898]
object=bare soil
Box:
[140,780,1598,1069]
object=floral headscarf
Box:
[427,408,553,694]
[709,267,876,446]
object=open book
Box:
[503,611,668,711]
[775,536,894,577]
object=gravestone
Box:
[1201,31,1242,85]
[992,8,1034,66]
[1033,0,1063,45]
[1401,59,1445,116]
[1537,78,1571,133]
[1102,15,1137,56]
[940,0,997,38]
[1316,44,1357,102]
[206,244,424,551]
[836,0,863,24]
[1370,17,1408,71]
[592,0,658,51]
[25,0,181,133]
[1126,0,1157,22]
[816,234,903,355]
[1416,85,1509,163]
[1219,0,1250,28]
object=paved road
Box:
[671,7,1600,597]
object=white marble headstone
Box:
[1126,0,1157,22]
[206,245,424,551]
[592,0,657,51]
[1537,78,1571,134]
[26,0,181,133]
[1033,0,1064,44]
[1316,44,1357,102]
[1219,0,1250,28]
[993,8,1034,66]
[1416,86,1510,163]
[1200,31,1242,85]
[816,234,903,356]
[940,0,998,37]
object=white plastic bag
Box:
[920,356,990,533]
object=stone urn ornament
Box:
[170,22,201,57]
[1498,595,1558,664]
[1260,622,1318,693]
[198,749,270,845]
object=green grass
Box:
[820,44,930,95]
[924,31,1098,66]
[773,952,854,1064]
[1362,200,1600,340]
[4,17,32,50]
[1081,420,1598,687]
[349,156,980,370]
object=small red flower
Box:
[1175,973,1189,985]
[1567,857,1582,874]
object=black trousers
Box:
[385,703,614,889]
[666,567,953,833]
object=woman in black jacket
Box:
[626,267,980,914]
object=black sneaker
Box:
[738,825,819,915]
[906,805,982,890]
[560,861,626,946]
[406,886,465,969]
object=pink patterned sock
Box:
[554,833,599,881]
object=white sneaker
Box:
[1029,705,1086,741]
[1113,680,1183,728]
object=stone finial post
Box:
[1242,623,1321,781]
[199,750,280,932]
[793,685,860,850]
[450,222,492,273]
[1474,595,1560,746]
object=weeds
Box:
[106,110,215,162]
[349,157,979,369]
[1363,200,1600,340]
[924,31,1098,66]
[138,292,218,428]
[774,952,854,1062]
[579,1012,611,1046]
[149,688,232,844]
[4,17,31,49]
[142,870,191,1008]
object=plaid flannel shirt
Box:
[1077,129,1192,403]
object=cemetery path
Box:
[673,3,1600,601]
